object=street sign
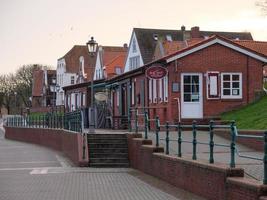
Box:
[146,65,168,79]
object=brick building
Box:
[31,69,56,112]
[108,35,267,127]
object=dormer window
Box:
[166,35,172,41]
[115,67,122,75]
[153,34,158,41]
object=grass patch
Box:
[221,95,267,130]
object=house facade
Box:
[31,69,57,112]
[56,45,96,106]
[108,35,267,128]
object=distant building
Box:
[31,69,56,112]
[56,45,96,106]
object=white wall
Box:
[124,32,144,73]
[56,58,77,106]
[94,47,104,80]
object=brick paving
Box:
[0,120,204,200]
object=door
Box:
[181,73,203,118]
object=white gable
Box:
[94,48,104,80]
[124,31,144,73]
[166,38,267,63]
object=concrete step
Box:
[90,158,129,164]
[89,162,130,168]
[89,148,128,154]
[88,138,127,144]
[89,153,128,158]
[87,134,127,139]
[88,143,128,149]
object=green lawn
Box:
[221,95,267,130]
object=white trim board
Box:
[166,38,267,63]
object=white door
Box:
[181,73,203,118]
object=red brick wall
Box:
[127,134,267,200]
[147,44,263,123]
[4,127,88,166]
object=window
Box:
[149,79,152,103]
[163,76,168,102]
[166,35,172,41]
[129,56,140,70]
[71,76,75,84]
[115,67,122,75]
[221,73,242,99]
[153,79,157,103]
[132,38,137,53]
[183,75,199,102]
[131,80,135,105]
[79,56,84,75]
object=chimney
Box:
[191,26,201,38]
[181,25,186,41]
[123,43,128,48]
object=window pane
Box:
[184,76,191,84]
[223,75,230,81]
[223,82,230,88]
[223,89,230,95]
[192,76,199,83]
[191,84,199,93]
[232,82,239,88]
[184,85,191,93]
[184,94,191,102]
[232,89,239,95]
[232,75,240,81]
[191,94,199,102]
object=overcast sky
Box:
[0,0,266,75]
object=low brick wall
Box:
[215,129,264,151]
[127,134,267,200]
[4,127,88,167]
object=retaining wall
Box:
[127,133,267,200]
[4,127,88,167]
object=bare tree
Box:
[256,0,267,15]
[0,64,52,114]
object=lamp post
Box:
[86,37,98,133]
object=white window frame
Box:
[131,79,135,105]
[148,79,152,103]
[158,79,163,102]
[153,79,157,103]
[163,75,168,102]
[221,73,242,99]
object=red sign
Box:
[146,65,168,80]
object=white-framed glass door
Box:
[181,73,203,118]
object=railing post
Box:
[192,120,197,160]
[135,109,138,133]
[178,122,182,157]
[264,131,267,184]
[230,120,236,168]
[155,116,160,147]
[165,121,169,155]
[209,120,214,164]
[144,111,148,139]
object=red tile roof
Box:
[58,45,96,81]
[105,54,127,78]
[234,40,267,56]
[32,70,44,97]
[100,46,127,79]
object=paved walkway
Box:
[144,129,264,182]
[0,122,204,200]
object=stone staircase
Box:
[87,134,129,167]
